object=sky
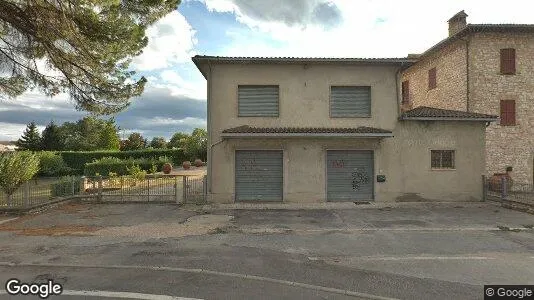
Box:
[1,0,533,141]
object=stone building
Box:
[401,11,534,184]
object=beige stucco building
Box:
[401,11,534,184]
[193,56,496,203]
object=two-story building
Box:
[193,55,497,203]
[401,11,534,185]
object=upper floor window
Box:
[500,100,516,126]
[500,48,516,75]
[330,86,371,118]
[428,67,437,90]
[431,150,455,169]
[238,85,279,117]
[401,80,410,104]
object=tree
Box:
[41,121,64,150]
[183,128,207,161]
[60,116,120,150]
[0,151,39,204]
[121,132,146,151]
[97,119,120,150]
[149,136,167,149]
[0,0,181,114]
[16,121,41,151]
[168,132,189,149]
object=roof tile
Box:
[401,106,498,120]
[222,126,392,134]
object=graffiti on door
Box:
[241,159,258,171]
[331,160,345,168]
[351,169,369,190]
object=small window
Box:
[428,68,437,90]
[500,100,516,126]
[401,80,410,104]
[431,150,455,169]
[238,85,279,117]
[330,86,371,117]
[500,48,516,75]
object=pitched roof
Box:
[413,24,534,62]
[193,55,416,65]
[400,106,498,121]
[221,125,393,137]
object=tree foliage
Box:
[0,0,180,114]
[149,136,167,149]
[0,151,39,200]
[168,132,189,149]
[120,132,146,150]
[61,116,120,151]
[182,128,207,161]
[16,121,41,151]
[41,121,64,150]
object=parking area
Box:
[0,202,533,299]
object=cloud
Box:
[132,11,198,71]
[200,0,342,28]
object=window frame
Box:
[430,150,456,170]
[500,48,516,75]
[237,85,280,117]
[500,99,516,126]
[428,67,437,90]
[329,85,372,118]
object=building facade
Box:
[193,56,496,203]
[401,11,534,184]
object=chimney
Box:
[448,10,468,36]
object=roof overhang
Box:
[400,117,498,122]
[221,132,394,138]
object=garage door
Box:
[327,150,374,201]
[235,150,283,201]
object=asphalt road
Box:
[0,202,533,300]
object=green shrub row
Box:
[59,149,186,174]
[84,156,172,176]
[38,152,74,177]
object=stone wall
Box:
[401,39,468,112]
[469,32,534,184]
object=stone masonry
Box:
[402,14,534,184]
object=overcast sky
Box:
[1,0,533,141]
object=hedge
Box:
[59,149,186,174]
[51,176,82,197]
[84,156,172,176]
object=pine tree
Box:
[41,121,64,151]
[0,0,181,114]
[16,122,42,151]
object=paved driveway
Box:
[0,202,533,299]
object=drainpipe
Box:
[460,36,470,112]
[395,63,406,118]
[207,60,213,193]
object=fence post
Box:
[182,176,187,204]
[97,175,103,202]
[71,176,75,196]
[481,175,487,202]
[501,176,508,200]
[147,176,150,202]
[23,181,30,208]
[179,176,180,204]
[203,175,208,204]
[120,176,124,202]
[79,177,86,195]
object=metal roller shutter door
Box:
[235,150,283,201]
[327,150,374,201]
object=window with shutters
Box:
[238,85,279,117]
[431,150,455,169]
[500,48,516,75]
[401,80,410,104]
[330,86,371,117]
[428,68,437,90]
[500,100,516,126]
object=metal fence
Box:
[484,175,534,206]
[0,174,207,211]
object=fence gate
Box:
[183,175,207,204]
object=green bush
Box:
[84,156,173,176]
[51,176,81,197]
[59,149,186,174]
[38,152,72,177]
